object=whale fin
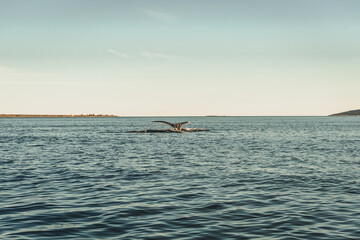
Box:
[152,121,189,130]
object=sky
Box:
[1,0,360,116]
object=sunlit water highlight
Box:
[1,117,359,239]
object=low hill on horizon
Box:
[330,109,360,116]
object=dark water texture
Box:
[1,117,359,239]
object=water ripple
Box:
[1,117,359,239]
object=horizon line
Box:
[0,113,333,118]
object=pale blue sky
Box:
[1,0,359,115]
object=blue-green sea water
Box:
[1,117,359,239]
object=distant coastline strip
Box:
[0,114,119,118]
[330,109,360,116]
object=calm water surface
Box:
[1,117,359,239]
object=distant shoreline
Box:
[0,114,119,118]
[330,109,360,116]
[1,114,358,118]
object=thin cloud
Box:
[0,64,49,79]
[143,9,176,22]
[0,64,31,77]
[140,51,179,60]
[106,49,181,60]
[0,65,16,73]
[2,80,79,86]
[107,48,129,58]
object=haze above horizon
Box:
[1,0,359,116]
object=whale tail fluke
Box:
[152,121,189,131]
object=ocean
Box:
[1,117,359,239]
